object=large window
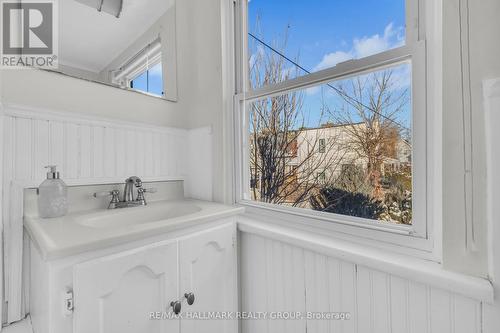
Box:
[236,0,427,235]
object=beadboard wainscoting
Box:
[240,228,488,333]
[0,104,212,325]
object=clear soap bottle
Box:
[38,165,68,218]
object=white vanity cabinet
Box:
[73,241,179,333]
[29,221,237,333]
[179,222,237,333]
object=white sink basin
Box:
[24,199,245,260]
[75,201,202,229]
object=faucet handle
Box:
[136,187,156,205]
[93,190,119,198]
[94,190,120,209]
[94,190,120,203]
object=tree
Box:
[326,70,410,200]
[248,30,345,207]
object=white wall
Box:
[442,0,500,278]
[174,0,230,203]
[442,5,500,330]
[442,0,483,277]
[467,12,500,330]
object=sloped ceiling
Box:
[59,0,173,73]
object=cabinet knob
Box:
[184,292,195,306]
[170,300,182,315]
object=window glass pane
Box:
[248,62,412,225]
[131,70,147,92]
[248,0,406,89]
[148,62,163,96]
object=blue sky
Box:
[131,62,163,96]
[248,0,411,130]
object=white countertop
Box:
[25,199,244,260]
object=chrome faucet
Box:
[94,176,157,209]
[123,176,142,202]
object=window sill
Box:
[237,213,494,304]
[240,199,414,234]
[238,200,434,259]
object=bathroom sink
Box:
[24,199,244,260]
[74,201,202,229]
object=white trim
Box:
[237,217,494,303]
[6,184,23,323]
[244,44,420,102]
[233,0,436,256]
[126,53,161,86]
[0,108,4,328]
[114,39,162,82]
[221,0,237,204]
[57,60,102,75]
[240,203,436,260]
[240,200,413,236]
[426,0,443,267]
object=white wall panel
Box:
[103,127,116,178]
[2,109,188,184]
[65,123,79,179]
[32,120,49,181]
[14,118,32,181]
[429,288,452,333]
[92,126,105,178]
[48,121,64,177]
[240,232,484,333]
[407,281,429,333]
[240,234,306,333]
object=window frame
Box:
[233,0,435,256]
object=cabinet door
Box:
[179,223,237,333]
[73,241,179,333]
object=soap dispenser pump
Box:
[38,165,68,218]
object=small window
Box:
[317,171,326,183]
[318,139,326,153]
[130,62,164,97]
[113,38,165,98]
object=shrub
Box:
[310,187,384,220]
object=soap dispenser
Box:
[38,165,68,218]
